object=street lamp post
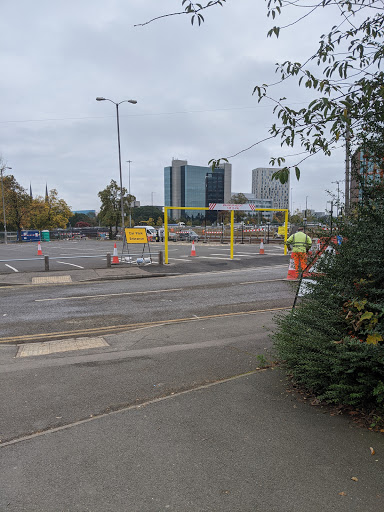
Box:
[96,97,137,237]
[0,166,12,245]
[126,160,132,227]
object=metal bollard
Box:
[106,253,111,268]
[44,255,49,271]
[158,250,164,265]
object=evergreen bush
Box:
[273,180,384,412]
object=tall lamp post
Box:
[126,160,132,227]
[96,97,137,236]
[0,166,12,245]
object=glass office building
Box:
[164,159,232,220]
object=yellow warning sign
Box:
[125,228,148,244]
[278,226,286,235]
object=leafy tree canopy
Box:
[131,206,163,226]
[29,189,73,230]
[230,193,248,204]
[1,174,31,237]
[68,212,98,227]
[98,179,136,238]
[141,1,384,184]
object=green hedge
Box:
[273,181,384,412]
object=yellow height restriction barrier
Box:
[163,206,289,264]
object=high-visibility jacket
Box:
[286,231,312,253]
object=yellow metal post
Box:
[284,209,289,255]
[230,210,234,259]
[164,207,169,264]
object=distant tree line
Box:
[0,169,73,240]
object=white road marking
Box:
[169,258,192,262]
[239,279,288,284]
[35,288,184,302]
[198,256,241,260]
[56,261,85,269]
[5,264,18,272]
[165,264,287,278]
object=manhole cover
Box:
[16,337,109,357]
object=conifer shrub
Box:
[273,181,384,412]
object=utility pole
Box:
[332,180,341,216]
[345,124,351,214]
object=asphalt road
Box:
[0,239,285,273]
[0,262,293,340]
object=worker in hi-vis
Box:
[286,227,312,273]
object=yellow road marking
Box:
[0,307,290,344]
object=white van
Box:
[134,225,157,240]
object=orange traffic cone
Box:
[259,240,265,255]
[287,253,298,280]
[112,243,120,264]
[37,241,43,256]
[190,241,196,256]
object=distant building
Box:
[231,193,273,220]
[73,210,96,217]
[251,168,289,210]
[164,159,232,220]
[351,150,384,205]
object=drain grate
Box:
[16,336,109,357]
[32,275,72,284]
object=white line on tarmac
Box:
[165,264,287,278]
[169,258,192,262]
[239,279,288,285]
[198,256,241,260]
[5,264,19,272]
[56,261,85,269]
[35,288,184,302]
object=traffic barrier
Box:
[190,241,196,256]
[37,242,43,256]
[259,241,265,254]
[112,243,120,264]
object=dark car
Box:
[178,230,199,242]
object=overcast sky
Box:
[1,0,346,214]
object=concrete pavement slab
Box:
[0,369,383,511]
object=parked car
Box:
[178,230,199,242]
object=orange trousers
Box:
[291,252,308,273]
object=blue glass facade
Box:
[164,162,230,220]
[164,167,172,207]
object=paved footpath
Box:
[1,369,383,511]
[0,309,383,511]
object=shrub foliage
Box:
[273,181,384,411]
